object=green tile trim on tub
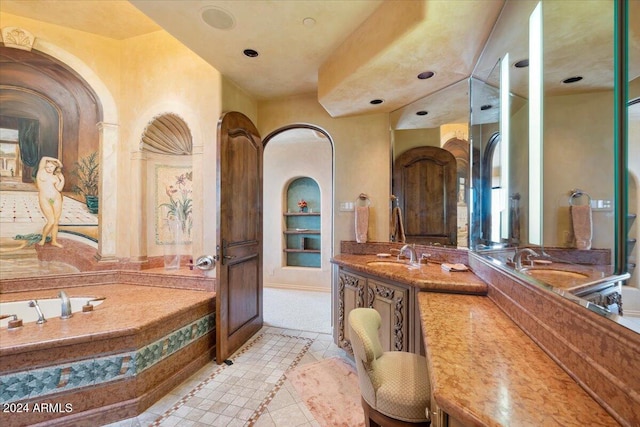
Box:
[0,314,215,404]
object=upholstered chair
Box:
[348,308,431,427]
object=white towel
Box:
[355,206,369,243]
[571,205,592,250]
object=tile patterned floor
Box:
[106,327,352,427]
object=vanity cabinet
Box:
[368,278,409,352]
[336,267,415,355]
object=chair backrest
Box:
[348,308,384,406]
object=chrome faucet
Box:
[399,244,418,265]
[28,300,47,324]
[59,291,73,319]
[514,248,539,270]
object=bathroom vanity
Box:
[332,253,486,355]
[332,242,638,426]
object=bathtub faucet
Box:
[28,300,47,324]
[59,291,73,319]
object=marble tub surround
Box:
[0,285,214,358]
[331,253,487,294]
[470,253,640,427]
[417,292,620,427]
[1,266,214,294]
[31,237,208,276]
[0,284,216,427]
[340,240,470,265]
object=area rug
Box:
[287,357,365,427]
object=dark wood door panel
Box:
[394,146,457,245]
[227,255,260,334]
[216,111,263,364]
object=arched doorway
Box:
[262,125,334,333]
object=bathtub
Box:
[0,276,215,427]
[0,297,104,328]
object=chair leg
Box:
[362,397,381,427]
[362,396,430,427]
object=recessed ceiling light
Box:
[303,17,316,27]
[514,59,529,68]
[416,111,428,116]
[417,71,435,80]
[201,7,235,30]
[370,99,384,105]
[243,49,259,58]
[562,76,583,84]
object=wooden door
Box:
[216,111,263,364]
[393,146,457,245]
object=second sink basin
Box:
[366,261,419,271]
[521,268,591,288]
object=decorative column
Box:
[130,150,147,263]
[190,141,205,269]
[96,122,119,261]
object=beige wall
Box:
[392,127,440,160]
[544,91,615,251]
[258,94,391,252]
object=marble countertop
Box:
[417,292,619,426]
[0,284,214,358]
[331,254,487,294]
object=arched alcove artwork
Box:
[0,43,102,275]
[140,113,194,261]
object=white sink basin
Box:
[522,268,590,283]
[366,261,419,271]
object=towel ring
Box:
[569,189,592,206]
[356,193,371,207]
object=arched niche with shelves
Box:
[284,177,321,267]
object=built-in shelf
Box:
[283,212,320,216]
[284,229,320,234]
[285,177,321,268]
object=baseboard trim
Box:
[264,283,330,293]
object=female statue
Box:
[36,156,65,247]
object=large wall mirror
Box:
[467,0,640,334]
[390,79,471,248]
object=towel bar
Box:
[569,189,592,206]
[356,193,371,207]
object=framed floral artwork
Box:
[155,165,193,244]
